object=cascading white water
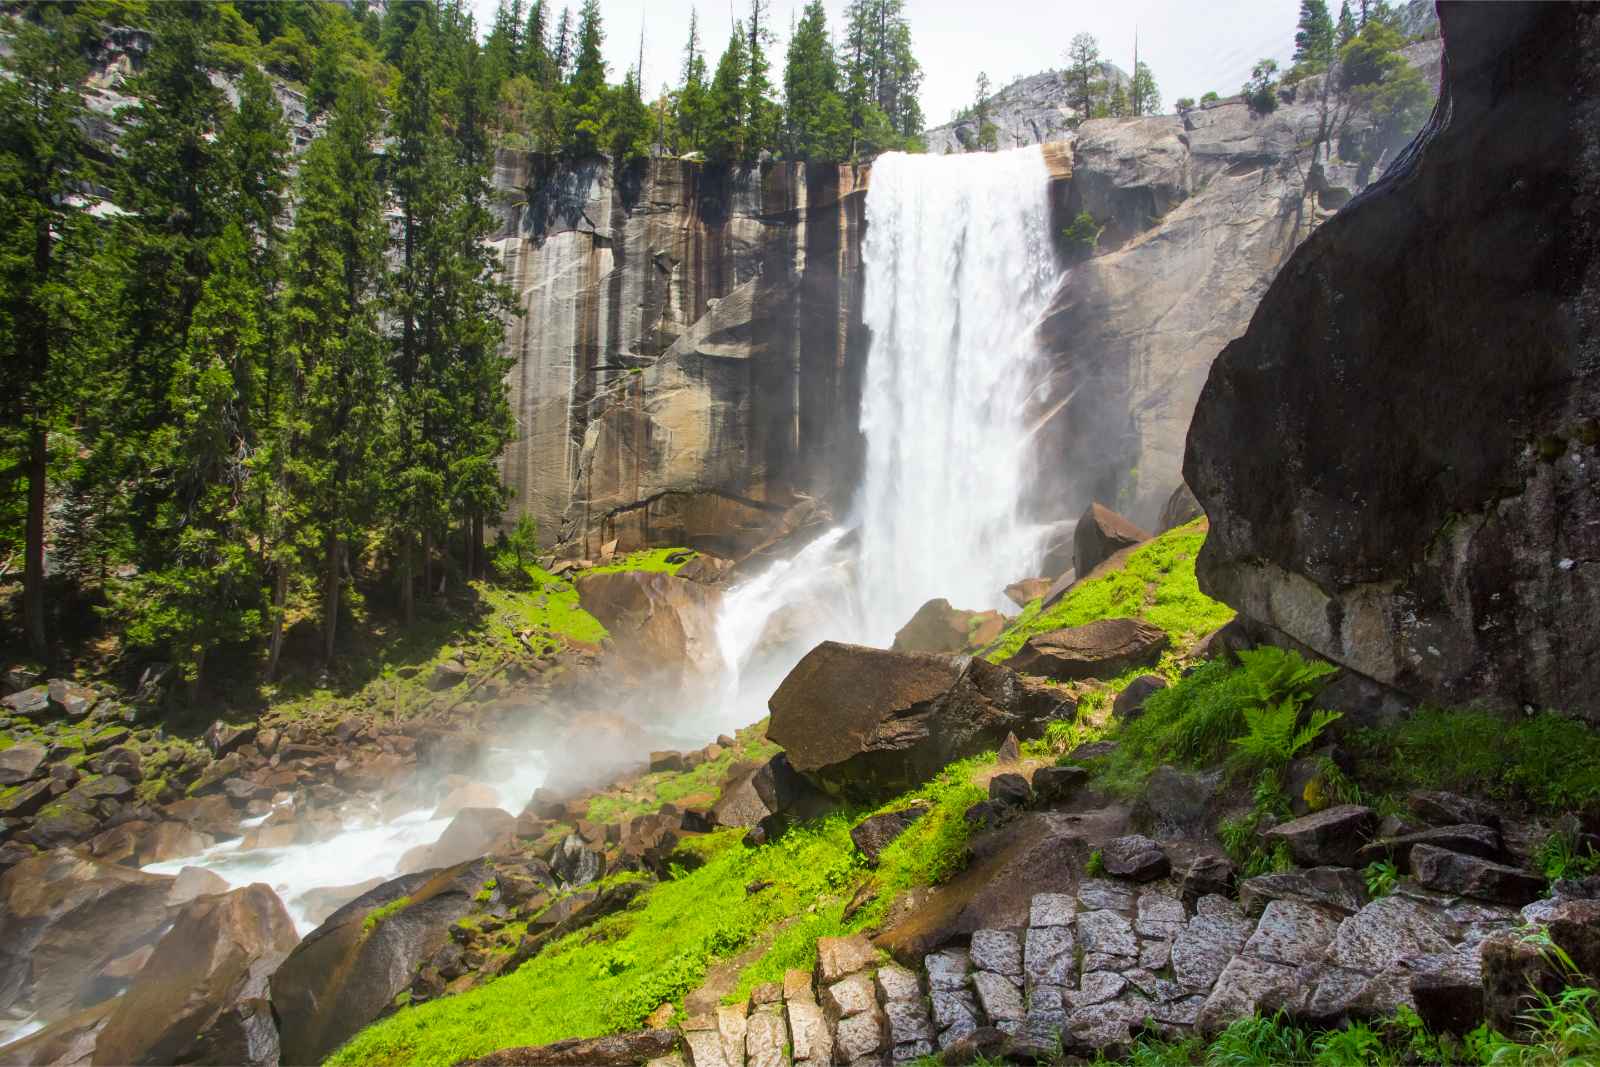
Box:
[853,147,1062,642]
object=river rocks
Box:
[271,859,492,1065]
[0,745,47,787]
[91,883,298,1066]
[1185,2,1600,721]
[1262,805,1374,867]
[0,849,175,1022]
[849,803,929,865]
[1073,503,1149,577]
[767,642,1070,800]
[1111,675,1167,721]
[1003,619,1170,683]
[575,570,724,679]
[1,687,49,719]
[1100,835,1170,882]
[891,599,1007,655]
[201,721,256,759]
[1410,844,1544,905]
[988,773,1032,808]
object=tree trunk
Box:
[400,533,415,626]
[322,531,340,664]
[23,423,48,662]
[422,528,433,601]
[189,647,205,705]
[265,563,287,680]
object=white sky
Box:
[469,0,1302,123]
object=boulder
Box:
[1100,835,1170,882]
[767,642,1071,800]
[1003,618,1169,682]
[890,598,1006,655]
[1181,855,1237,908]
[1482,899,1600,1035]
[1262,805,1374,867]
[1,687,49,719]
[675,553,733,584]
[1238,867,1368,918]
[0,849,176,1022]
[1407,791,1502,830]
[431,782,501,821]
[1184,1,1600,723]
[1111,675,1168,721]
[1157,483,1203,533]
[46,681,96,719]
[0,998,120,1067]
[1004,579,1051,609]
[1073,503,1149,578]
[574,570,724,677]
[0,744,48,787]
[459,1029,679,1066]
[201,721,257,759]
[849,803,929,865]
[91,883,298,1066]
[1133,766,1222,839]
[1359,823,1502,868]
[1410,844,1543,905]
[988,773,1032,808]
[1031,765,1090,805]
[270,860,492,1065]
[398,807,515,875]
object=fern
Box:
[1236,646,1338,706]
[1231,701,1343,776]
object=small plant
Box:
[1200,90,1220,104]
[1364,859,1399,898]
[1536,829,1600,884]
[361,896,413,934]
[1242,58,1281,115]
[1231,702,1342,778]
[1175,96,1196,112]
[1311,1021,1385,1065]
[1062,210,1102,257]
[1086,849,1105,876]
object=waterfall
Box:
[853,147,1061,642]
[713,145,1060,698]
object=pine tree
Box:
[564,0,608,155]
[1108,83,1130,117]
[1065,33,1103,118]
[1337,1,1358,45]
[522,0,551,82]
[841,0,923,153]
[0,5,96,660]
[782,0,849,160]
[1131,60,1160,116]
[611,68,653,161]
[743,0,779,157]
[281,79,388,664]
[1294,0,1337,69]
[551,6,574,81]
[675,9,710,155]
[704,26,749,162]
[970,72,997,151]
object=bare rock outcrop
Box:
[1184,1,1600,721]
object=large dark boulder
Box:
[1184,2,1600,721]
[1073,503,1149,577]
[767,642,1072,800]
[269,859,491,1066]
[91,884,298,1066]
[0,849,175,1022]
[1004,618,1169,682]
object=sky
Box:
[468,0,1304,125]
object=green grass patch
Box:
[584,548,696,576]
[585,724,781,826]
[984,520,1232,664]
[1350,706,1600,816]
[361,896,412,934]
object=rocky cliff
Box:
[1185,1,1600,720]
[1026,42,1441,530]
[490,155,870,556]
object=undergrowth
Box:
[984,520,1233,663]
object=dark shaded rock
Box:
[1482,899,1600,1035]
[270,860,491,1066]
[1074,502,1149,577]
[0,744,47,787]
[1262,804,1374,867]
[1101,834,1169,881]
[1032,764,1090,805]
[551,832,606,887]
[1157,483,1203,533]
[1181,855,1237,907]
[1411,964,1484,1036]
[647,751,684,773]
[2,686,50,718]
[749,752,835,821]
[91,883,298,1066]
[1133,765,1222,839]
[87,746,142,783]
[427,659,470,690]
[708,765,772,828]
[0,780,52,819]
[997,731,1020,763]
[1003,618,1169,682]
[1408,791,1502,830]
[1358,823,1502,868]
[1410,844,1543,905]
[19,806,102,849]
[0,849,175,1021]
[962,800,1009,832]
[768,641,1071,801]
[850,803,930,865]
[1184,1,1600,722]
[892,598,1007,654]
[202,721,257,759]
[1112,674,1167,721]
[1238,867,1368,917]
[461,1029,679,1066]
[988,773,1032,808]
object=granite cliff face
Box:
[490,155,870,555]
[1185,2,1600,720]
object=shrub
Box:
[1062,210,1101,257]
[1200,90,1220,104]
[1175,97,1196,112]
[1242,59,1280,115]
